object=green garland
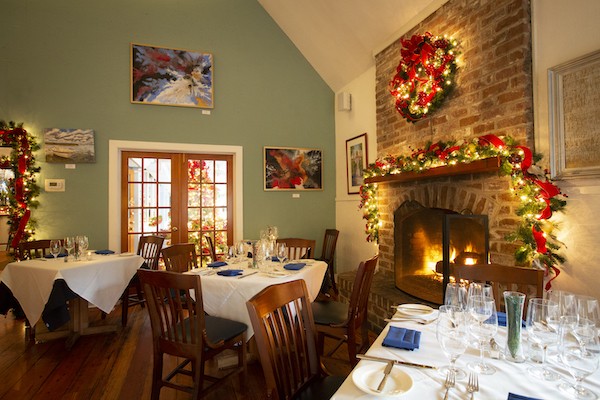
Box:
[359,134,567,284]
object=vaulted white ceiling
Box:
[258,0,448,92]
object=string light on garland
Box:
[359,134,567,288]
[0,120,41,249]
[389,32,459,123]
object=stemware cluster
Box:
[63,235,89,261]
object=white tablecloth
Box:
[186,259,327,338]
[0,254,144,326]
[332,311,600,399]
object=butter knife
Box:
[376,361,393,392]
[357,353,437,370]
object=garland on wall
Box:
[0,120,41,249]
[359,134,567,288]
[389,32,459,123]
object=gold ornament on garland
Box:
[389,32,459,123]
[359,134,567,289]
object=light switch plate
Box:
[45,179,65,192]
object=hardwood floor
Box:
[0,303,360,399]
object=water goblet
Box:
[467,296,498,374]
[558,315,600,399]
[64,236,75,261]
[78,235,89,258]
[549,290,577,317]
[49,239,62,259]
[235,241,246,262]
[526,298,560,380]
[467,282,493,301]
[445,282,467,310]
[277,243,287,268]
[576,295,600,337]
[436,305,469,380]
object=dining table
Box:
[0,252,144,345]
[331,306,600,399]
[185,258,327,339]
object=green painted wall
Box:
[0,0,335,251]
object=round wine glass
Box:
[436,305,469,380]
[64,237,75,261]
[558,315,600,399]
[526,298,560,380]
[549,290,577,318]
[467,296,498,374]
[49,239,61,259]
[277,243,287,268]
[576,295,600,337]
[445,282,467,310]
[467,282,493,301]
[78,235,89,259]
[235,241,246,262]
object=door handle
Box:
[172,227,178,232]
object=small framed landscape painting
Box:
[131,43,214,109]
[346,133,368,194]
[44,128,95,163]
[264,147,322,191]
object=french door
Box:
[121,151,233,265]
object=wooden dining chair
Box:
[276,237,316,260]
[17,239,52,260]
[138,269,247,399]
[161,243,198,273]
[311,255,379,367]
[205,235,217,262]
[450,263,545,315]
[317,229,340,298]
[120,235,165,326]
[246,279,345,400]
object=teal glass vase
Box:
[503,291,526,363]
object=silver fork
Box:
[443,370,455,400]
[467,372,479,399]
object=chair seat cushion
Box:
[311,300,348,326]
[294,375,346,400]
[205,315,247,343]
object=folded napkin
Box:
[507,393,542,400]
[284,262,306,270]
[382,326,421,350]
[95,249,115,255]
[497,311,526,327]
[271,256,281,262]
[207,261,227,268]
[44,252,68,258]
[217,269,243,277]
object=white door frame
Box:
[108,140,244,252]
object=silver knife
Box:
[376,361,393,392]
[238,271,258,279]
[357,353,437,370]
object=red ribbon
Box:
[10,209,31,248]
[532,225,547,254]
[478,134,505,148]
[545,265,560,291]
[515,145,533,172]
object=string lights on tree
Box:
[359,134,567,288]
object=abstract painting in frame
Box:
[44,128,96,163]
[264,147,322,190]
[345,133,368,194]
[131,43,214,109]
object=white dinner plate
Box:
[352,362,413,397]
[396,304,434,318]
[264,271,290,278]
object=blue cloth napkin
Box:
[382,326,421,350]
[271,256,281,262]
[95,249,115,255]
[497,311,526,327]
[207,261,227,268]
[217,269,243,277]
[44,252,68,258]
[284,262,306,270]
[508,393,542,400]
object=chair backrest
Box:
[276,238,316,260]
[137,235,165,270]
[246,280,323,400]
[18,239,53,260]
[319,229,339,264]
[205,235,217,262]
[347,255,379,329]
[450,263,544,315]
[138,269,205,357]
[161,243,198,273]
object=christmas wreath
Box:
[389,32,459,123]
[359,134,567,288]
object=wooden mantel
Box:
[363,157,502,184]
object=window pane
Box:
[128,158,143,181]
[143,158,157,183]
[158,208,171,233]
[158,183,171,207]
[202,184,214,207]
[203,160,214,183]
[188,208,201,231]
[188,183,200,207]
[215,160,227,183]
[202,208,214,231]
[143,183,157,207]
[158,159,171,182]
[215,184,227,207]
[188,160,203,183]
[215,207,227,230]
[143,208,158,233]
[128,209,141,232]
[128,183,142,207]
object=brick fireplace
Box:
[339,0,535,334]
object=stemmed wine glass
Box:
[49,239,62,259]
[445,282,467,310]
[436,305,470,380]
[64,237,75,261]
[526,298,561,380]
[235,241,246,263]
[558,315,600,399]
[549,290,577,318]
[77,235,89,259]
[277,243,287,268]
[576,295,600,337]
[467,296,498,374]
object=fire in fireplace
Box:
[394,200,489,305]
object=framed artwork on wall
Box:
[131,43,214,109]
[44,128,96,163]
[549,49,600,179]
[264,147,322,190]
[345,133,368,194]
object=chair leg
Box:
[151,353,163,400]
[347,329,358,367]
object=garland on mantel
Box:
[359,134,567,288]
[0,120,41,248]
